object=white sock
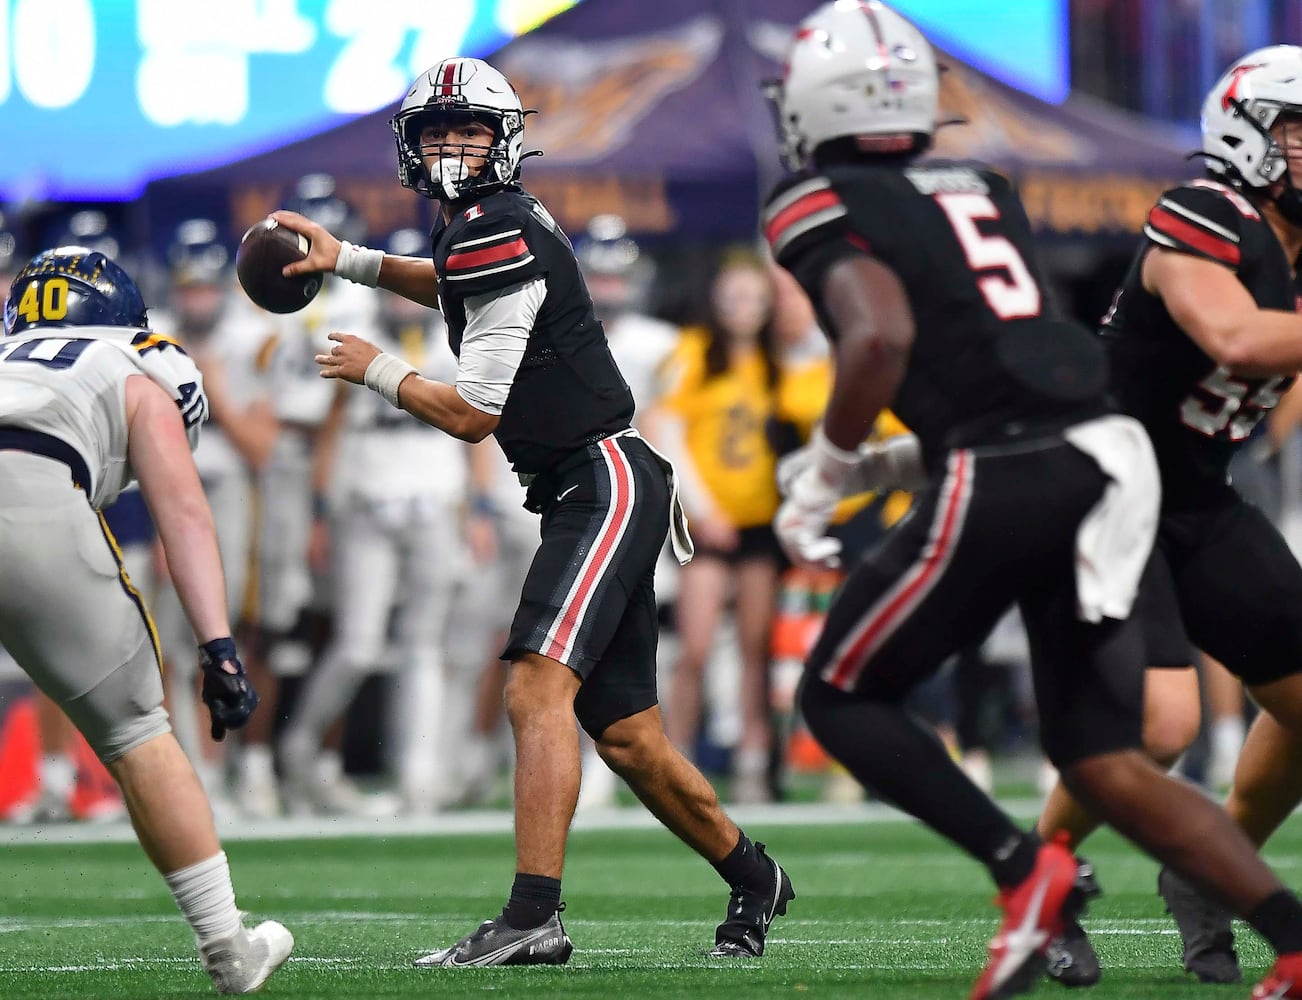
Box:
[39,754,76,798]
[164,851,244,945]
[316,750,344,784]
[1212,716,1246,762]
[240,745,275,786]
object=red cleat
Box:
[1254,953,1302,999]
[970,836,1081,1000]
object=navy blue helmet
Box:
[168,218,230,287]
[4,247,149,337]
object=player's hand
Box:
[775,465,843,569]
[270,209,341,276]
[316,331,381,385]
[198,637,259,741]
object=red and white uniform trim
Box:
[445,230,536,282]
[541,438,637,663]
[1144,196,1242,267]
[763,177,848,258]
[821,449,975,691]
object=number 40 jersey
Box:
[1100,179,1296,505]
[764,161,1107,461]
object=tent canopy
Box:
[143,0,1196,246]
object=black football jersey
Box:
[764,161,1106,459]
[431,185,634,475]
[1101,179,1297,505]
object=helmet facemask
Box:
[1226,98,1302,225]
[393,107,525,203]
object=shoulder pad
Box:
[763,175,849,261]
[1144,182,1260,267]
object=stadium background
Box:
[1,2,1301,997]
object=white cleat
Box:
[200,920,294,994]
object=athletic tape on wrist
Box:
[364,353,417,409]
[334,241,384,287]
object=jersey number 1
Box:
[935,193,1042,320]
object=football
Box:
[236,218,323,314]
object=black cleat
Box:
[709,842,795,958]
[1046,857,1103,988]
[1157,866,1241,984]
[414,906,573,968]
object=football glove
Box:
[777,432,926,499]
[198,637,259,741]
[774,428,863,570]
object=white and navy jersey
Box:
[335,316,468,504]
[153,305,272,481]
[431,185,634,476]
[764,161,1106,458]
[0,324,206,507]
[1101,179,1298,504]
[604,312,680,425]
[263,277,380,427]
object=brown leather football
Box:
[235,218,322,314]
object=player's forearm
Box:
[156,502,231,644]
[395,375,498,442]
[1217,310,1302,377]
[377,255,441,309]
[822,332,907,454]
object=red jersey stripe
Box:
[826,449,971,690]
[764,189,843,248]
[542,439,634,661]
[1147,206,1241,266]
[446,237,529,271]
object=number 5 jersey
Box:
[1100,179,1296,506]
[763,161,1108,463]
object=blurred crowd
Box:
[0,171,1276,823]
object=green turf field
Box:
[0,811,1292,998]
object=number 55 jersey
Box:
[1100,179,1296,506]
[764,161,1108,460]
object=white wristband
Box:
[811,425,863,491]
[363,352,417,409]
[335,241,384,287]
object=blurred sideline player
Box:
[766,5,1302,998]
[149,220,277,806]
[654,254,784,802]
[0,248,291,992]
[241,175,380,816]
[279,228,470,816]
[1036,46,1302,990]
[279,55,793,965]
[574,214,679,809]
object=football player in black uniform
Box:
[272,57,794,968]
[764,6,1302,999]
[1036,46,1302,990]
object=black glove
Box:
[198,637,259,741]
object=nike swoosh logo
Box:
[556,485,579,502]
[991,870,1053,987]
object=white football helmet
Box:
[768,0,938,171]
[1201,46,1302,191]
[390,58,528,202]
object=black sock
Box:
[711,831,770,890]
[801,677,1036,888]
[988,831,1041,889]
[502,873,562,930]
[1248,890,1302,956]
